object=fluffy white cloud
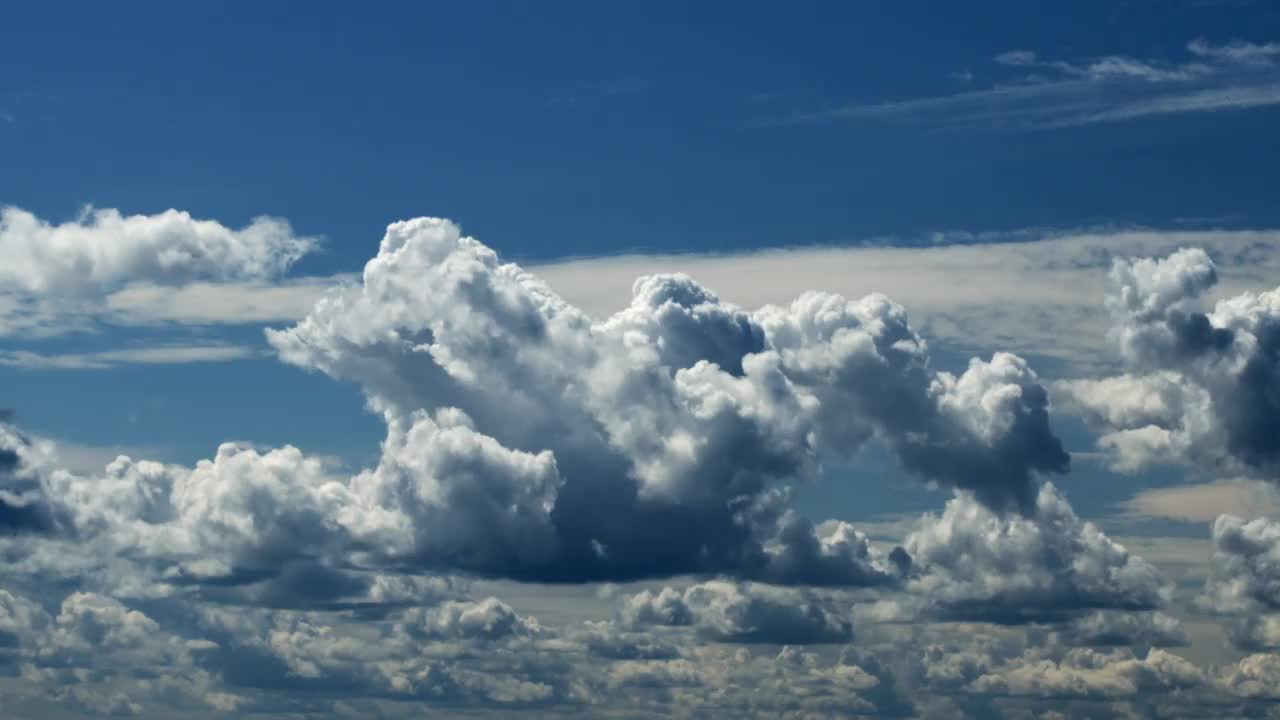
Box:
[0,206,314,297]
[0,206,319,361]
[266,217,1068,583]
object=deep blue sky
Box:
[4,0,1280,274]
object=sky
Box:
[3,1,1280,718]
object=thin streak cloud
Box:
[794,38,1280,130]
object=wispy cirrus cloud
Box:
[795,38,1280,130]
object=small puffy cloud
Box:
[905,483,1167,624]
[397,597,540,643]
[619,581,853,644]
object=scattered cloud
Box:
[2,211,1280,717]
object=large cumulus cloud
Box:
[265,217,1068,583]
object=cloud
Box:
[265,217,1072,584]
[794,38,1280,129]
[1198,514,1280,650]
[11,212,1275,717]
[904,483,1167,624]
[1059,247,1280,478]
[398,597,540,643]
[0,205,318,340]
[0,206,314,297]
[966,647,1205,700]
[618,581,853,644]
[0,587,238,715]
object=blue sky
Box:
[4,3,1280,718]
[5,0,1280,466]
[6,0,1280,264]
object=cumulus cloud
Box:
[904,484,1167,624]
[1198,514,1280,650]
[1060,247,1280,478]
[265,217,1068,584]
[0,206,320,360]
[619,581,853,644]
[0,206,314,297]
